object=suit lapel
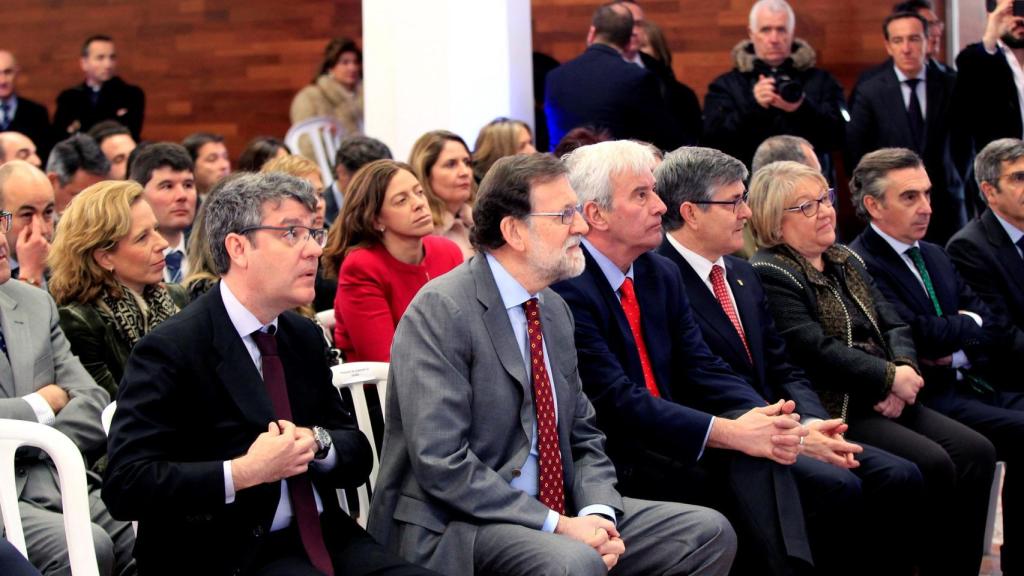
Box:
[923,68,947,147]
[583,247,637,372]
[881,70,917,149]
[724,259,760,372]
[473,257,530,395]
[207,285,275,426]
[982,209,1024,293]
[0,285,32,395]
[863,226,934,314]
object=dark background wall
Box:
[4,0,946,158]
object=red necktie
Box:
[709,265,752,363]
[618,278,661,398]
[251,329,334,576]
[522,298,566,515]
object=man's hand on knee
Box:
[555,514,624,568]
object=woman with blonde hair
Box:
[322,159,462,361]
[49,180,188,396]
[408,130,476,259]
[472,117,536,184]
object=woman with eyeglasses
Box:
[322,159,462,362]
[48,181,189,397]
[748,161,995,576]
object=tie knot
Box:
[165,250,183,269]
[905,245,923,260]
[710,264,724,283]
[905,78,921,89]
[250,327,278,356]
[619,277,636,299]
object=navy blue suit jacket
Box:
[656,240,829,420]
[551,246,764,470]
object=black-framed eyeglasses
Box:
[528,205,583,225]
[238,225,327,248]
[996,171,1024,186]
[783,188,836,218]
[0,210,10,234]
[691,192,749,214]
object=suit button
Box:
[511,468,522,478]
[16,468,25,476]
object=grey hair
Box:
[204,172,319,275]
[656,147,748,231]
[975,138,1024,188]
[749,0,795,33]
[751,135,814,174]
[563,140,656,211]
[849,148,923,221]
[45,134,110,186]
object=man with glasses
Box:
[549,141,858,576]
[105,172,433,576]
[851,147,1024,575]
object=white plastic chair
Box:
[285,116,346,186]
[331,362,389,527]
[315,310,336,347]
[100,402,116,436]
[0,419,100,575]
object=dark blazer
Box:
[657,241,829,420]
[952,42,1023,162]
[846,65,965,244]
[53,76,145,141]
[544,43,678,151]
[551,247,765,471]
[6,95,51,162]
[946,208,1024,359]
[851,225,1007,387]
[103,283,372,575]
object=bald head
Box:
[0,132,41,168]
[0,160,56,268]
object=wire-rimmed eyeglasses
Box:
[238,225,327,248]
[690,192,749,214]
[528,205,583,225]
[0,210,10,234]
[783,188,836,218]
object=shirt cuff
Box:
[579,504,617,526]
[697,417,714,461]
[951,350,970,370]
[959,310,983,327]
[23,393,56,426]
[541,509,560,533]
[223,461,236,504]
[310,444,338,471]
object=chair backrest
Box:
[284,116,346,186]
[315,310,336,347]
[0,419,100,576]
[330,362,389,527]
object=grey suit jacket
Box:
[367,255,622,574]
[0,279,108,507]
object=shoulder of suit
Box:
[724,254,755,275]
[0,278,53,309]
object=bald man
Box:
[0,131,42,168]
[0,160,55,287]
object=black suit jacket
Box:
[544,43,678,151]
[103,283,372,574]
[551,247,765,474]
[6,95,52,162]
[53,76,145,141]
[657,241,829,420]
[846,65,965,244]
[851,225,1007,387]
[953,43,1023,162]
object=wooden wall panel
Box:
[3,0,948,159]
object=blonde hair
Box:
[49,180,144,305]
[261,155,319,181]
[748,161,828,249]
[472,118,531,183]
[408,130,475,226]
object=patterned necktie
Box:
[522,298,566,515]
[165,250,184,284]
[905,247,943,316]
[905,78,925,151]
[710,265,752,363]
[618,278,661,397]
[250,328,334,576]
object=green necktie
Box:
[905,246,943,316]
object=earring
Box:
[378,226,386,233]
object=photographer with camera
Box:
[703,0,845,175]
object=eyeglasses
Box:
[0,210,10,234]
[996,171,1024,186]
[238,225,327,248]
[528,205,583,225]
[691,192,749,214]
[783,188,836,218]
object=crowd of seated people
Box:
[4,0,1024,574]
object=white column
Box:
[362,0,534,161]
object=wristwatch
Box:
[312,426,332,460]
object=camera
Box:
[771,72,804,103]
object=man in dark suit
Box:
[847,11,964,244]
[369,153,737,576]
[550,140,870,576]
[0,51,51,164]
[544,4,676,152]
[103,172,433,576]
[850,147,1024,574]
[325,136,392,227]
[53,36,144,142]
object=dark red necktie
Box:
[618,278,661,397]
[710,265,752,363]
[522,298,566,515]
[251,329,334,576]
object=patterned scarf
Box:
[98,283,180,348]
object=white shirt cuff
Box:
[542,509,560,532]
[698,418,714,461]
[959,310,983,327]
[23,393,56,426]
[579,504,617,525]
[310,443,338,471]
[223,461,236,504]
[951,350,970,370]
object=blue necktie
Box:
[165,250,184,283]
[0,101,10,131]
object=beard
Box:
[527,231,586,285]
[1003,30,1024,49]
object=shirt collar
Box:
[893,65,926,84]
[163,233,186,255]
[992,210,1024,245]
[582,238,633,293]
[0,95,17,109]
[220,279,278,338]
[664,233,725,282]
[870,222,918,255]
[485,253,540,311]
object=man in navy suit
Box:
[544,4,676,151]
[849,147,1024,574]
[550,140,869,576]
[0,51,51,163]
[846,11,964,244]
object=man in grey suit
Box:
[368,153,737,575]
[0,206,134,573]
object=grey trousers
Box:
[474,497,736,576]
